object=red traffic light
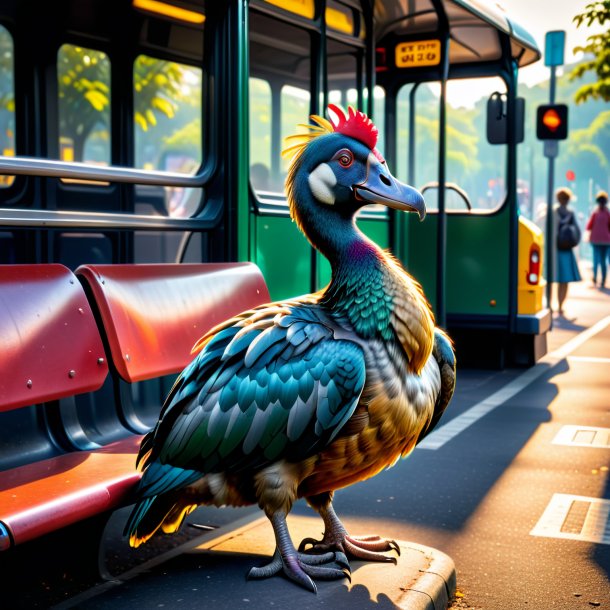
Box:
[536,104,568,140]
[542,109,561,131]
[566,170,575,181]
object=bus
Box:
[0,0,547,372]
[0,0,546,592]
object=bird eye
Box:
[336,150,353,168]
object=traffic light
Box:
[536,104,568,140]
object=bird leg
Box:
[300,495,399,563]
[247,511,350,593]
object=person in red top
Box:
[586,191,610,288]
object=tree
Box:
[57,46,111,161]
[58,45,199,162]
[0,27,14,153]
[570,1,610,103]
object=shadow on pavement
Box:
[315,360,568,535]
[74,548,406,610]
[552,315,587,331]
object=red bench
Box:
[0,262,270,551]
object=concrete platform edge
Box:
[396,541,457,610]
[54,513,457,609]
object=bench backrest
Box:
[0,264,108,412]
[76,263,271,383]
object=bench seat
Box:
[0,436,142,550]
[0,262,270,551]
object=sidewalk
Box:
[547,262,610,352]
[57,513,456,610]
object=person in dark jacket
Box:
[553,187,581,315]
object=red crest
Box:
[327,104,384,162]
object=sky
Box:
[501,0,603,86]
[443,0,604,107]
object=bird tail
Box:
[124,462,201,548]
[124,492,198,548]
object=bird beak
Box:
[353,154,426,221]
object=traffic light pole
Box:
[545,65,556,318]
[541,30,566,322]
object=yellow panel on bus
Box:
[518,216,545,315]
[395,40,441,68]
[264,0,314,19]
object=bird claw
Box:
[332,551,350,571]
[343,535,399,563]
[298,536,325,553]
[246,548,350,592]
[299,530,400,563]
[346,535,401,556]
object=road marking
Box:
[417,315,610,450]
[553,425,610,448]
[530,494,610,544]
[568,356,610,364]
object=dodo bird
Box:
[125,105,456,592]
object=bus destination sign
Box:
[395,40,441,68]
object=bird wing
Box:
[417,328,456,442]
[137,303,366,482]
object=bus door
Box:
[394,77,513,341]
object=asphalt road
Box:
[4,278,609,609]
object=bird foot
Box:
[247,548,351,592]
[299,533,399,563]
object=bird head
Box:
[284,105,425,237]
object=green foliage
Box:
[0,26,15,157]
[133,55,197,132]
[569,1,610,103]
[57,44,201,163]
[162,118,201,157]
[58,45,111,159]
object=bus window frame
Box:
[0,14,213,222]
[393,68,512,218]
[248,1,373,216]
[0,20,20,201]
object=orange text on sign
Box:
[395,40,441,68]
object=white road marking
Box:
[417,315,610,450]
[530,493,610,545]
[553,425,610,448]
[568,356,610,364]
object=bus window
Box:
[413,84,440,202]
[408,77,507,213]
[0,25,14,188]
[134,55,202,217]
[328,37,359,109]
[372,86,385,156]
[57,44,111,166]
[396,83,416,183]
[249,10,312,197]
[280,84,311,182]
[446,77,507,212]
[250,77,272,191]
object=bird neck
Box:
[312,215,435,373]
[316,218,393,340]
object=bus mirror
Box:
[486,92,524,145]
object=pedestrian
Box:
[585,190,610,288]
[553,187,581,315]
